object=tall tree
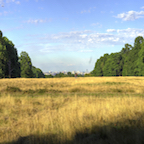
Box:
[92,54,109,76]
[134,41,144,76]
[122,36,143,76]
[103,53,122,76]
[2,36,21,78]
[0,31,7,78]
[19,51,34,78]
[32,66,45,78]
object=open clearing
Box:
[0,77,144,144]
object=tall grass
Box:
[0,77,144,144]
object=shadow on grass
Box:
[1,112,144,144]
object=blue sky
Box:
[1,0,144,73]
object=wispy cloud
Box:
[67,64,75,66]
[24,28,144,54]
[114,10,144,21]
[91,22,102,28]
[79,50,93,52]
[81,7,96,14]
[141,6,144,9]
[6,0,20,4]
[0,10,11,16]
[3,25,24,32]
[15,1,20,4]
[107,29,116,32]
[24,18,52,24]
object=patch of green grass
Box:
[0,119,4,126]
[105,82,127,85]
[37,89,47,94]
[6,86,21,93]
[23,89,35,94]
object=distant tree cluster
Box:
[0,30,45,78]
[91,36,144,76]
[45,72,84,78]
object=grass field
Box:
[0,77,144,144]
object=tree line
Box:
[1,29,144,78]
[0,30,45,78]
[45,72,85,78]
[91,36,144,76]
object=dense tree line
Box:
[91,36,144,76]
[0,30,45,78]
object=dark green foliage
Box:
[0,30,20,78]
[3,37,21,78]
[19,51,34,78]
[134,41,144,76]
[45,74,54,78]
[32,66,45,78]
[37,89,47,94]
[53,72,83,78]
[92,36,144,76]
[55,72,65,77]
[91,53,109,76]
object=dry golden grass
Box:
[0,77,144,144]
[0,76,144,94]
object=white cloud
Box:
[25,28,144,54]
[141,6,144,9]
[107,29,116,32]
[0,10,11,16]
[114,10,144,21]
[80,34,87,38]
[117,28,144,37]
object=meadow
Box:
[0,77,144,144]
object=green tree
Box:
[122,36,143,76]
[19,51,34,78]
[100,52,123,76]
[3,37,21,78]
[45,74,54,78]
[92,54,109,76]
[32,66,45,78]
[134,41,144,76]
[92,36,144,77]
[0,30,21,78]
[67,72,72,77]
[0,31,8,78]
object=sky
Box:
[0,0,144,73]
